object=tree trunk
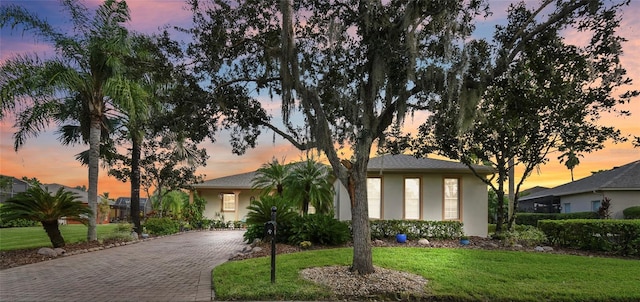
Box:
[42,220,65,248]
[508,158,515,231]
[131,134,142,235]
[302,186,310,215]
[158,185,163,218]
[87,118,100,241]
[345,158,374,275]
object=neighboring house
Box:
[112,197,152,222]
[519,160,640,219]
[517,186,555,213]
[0,175,30,203]
[43,183,96,224]
[190,171,261,222]
[334,154,494,237]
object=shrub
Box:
[101,225,136,242]
[623,206,640,219]
[299,241,312,249]
[288,214,351,246]
[369,220,463,240]
[245,195,298,243]
[246,195,298,226]
[243,224,264,244]
[114,223,133,233]
[0,217,38,228]
[598,197,611,219]
[538,219,640,256]
[502,225,547,247]
[517,212,599,226]
[144,217,180,235]
[183,193,206,228]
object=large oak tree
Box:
[186,0,487,274]
[414,0,638,233]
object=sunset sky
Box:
[1,0,638,198]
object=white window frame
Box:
[404,177,421,220]
[367,177,382,219]
[222,193,236,212]
[443,178,460,220]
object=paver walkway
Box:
[0,230,246,302]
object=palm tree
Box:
[0,186,92,248]
[285,157,334,215]
[0,0,135,241]
[251,158,291,197]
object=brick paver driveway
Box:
[0,230,246,302]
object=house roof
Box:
[192,171,258,189]
[518,186,549,198]
[368,154,495,174]
[520,160,640,201]
[43,183,89,203]
[193,155,493,189]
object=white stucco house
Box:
[191,154,495,237]
[190,171,260,222]
[519,160,640,219]
[333,154,494,237]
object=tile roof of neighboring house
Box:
[43,183,89,203]
[193,155,494,188]
[368,154,495,174]
[520,160,640,201]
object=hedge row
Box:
[538,219,640,256]
[517,212,599,226]
[369,220,463,240]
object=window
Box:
[443,178,460,220]
[367,178,382,219]
[591,200,601,212]
[404,178,420,219]
[563,203,571,214]
[222,193,236,211]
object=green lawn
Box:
[0,224,120,251]
[213,247,640,301]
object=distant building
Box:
[519,160,640,218]
[517,186,557,213]
[0,176,30,203]
[112,197,152,222]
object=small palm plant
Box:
[0,186,92,248]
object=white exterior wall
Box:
[560,191,640,219]
[421,174,444,221]
[461,175,488,237]
[333,172,489,237]
[197,189,260,222]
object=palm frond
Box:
[13,101,61,150]
[0,186,92,223]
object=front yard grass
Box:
[0,224,120,251]
[213,247,640,301]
